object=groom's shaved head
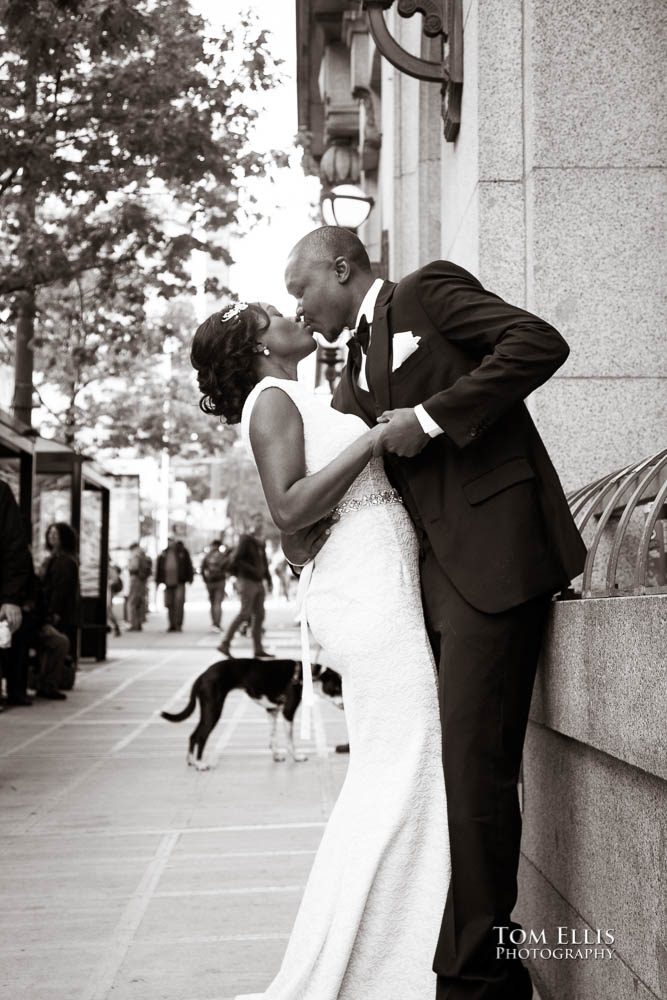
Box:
[289,227,372,272]
[285,227,375,342]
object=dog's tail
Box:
[161,685,197,723]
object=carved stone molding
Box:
[352,86,382,172]
[361,0,463,140]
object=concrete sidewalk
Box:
[0,588,542,1000]
[0,593,348,1000]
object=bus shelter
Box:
[0,408,34,538]
[33,440,113,661]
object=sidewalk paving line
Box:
[78,831,180,1000]
[109,664,193,754]
[153,884,305,897]
[1,651,166,758]
[174,849,317,860]
[7,651,188,836]
[145,933,291,944]
[1,820,328,841]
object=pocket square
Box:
[391,330,421,371]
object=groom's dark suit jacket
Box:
[332,261,586,614]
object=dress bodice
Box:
[241,377,391,506]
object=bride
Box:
[191,300,450,1000]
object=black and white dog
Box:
[161,657,343,770]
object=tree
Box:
[0,0,284,424]
[32,296,237,457]
[207,447,278,542]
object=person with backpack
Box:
[127,542,152,632]
[200,537,230,632]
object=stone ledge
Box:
[516,853,660,1000]
[530,595,667,779]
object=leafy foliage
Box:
[35,295,237,456]
[0,0,286,452]
[1,0,281,298]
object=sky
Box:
[192,0,321,313]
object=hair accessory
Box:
[220,301,248,323]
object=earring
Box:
[263,347,270,356]
[255,343,270,356]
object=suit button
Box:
[469,427,479,438]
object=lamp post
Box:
[315,141,376,389]
[321,184,375,230]
[319,142,375,231]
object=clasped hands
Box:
[370,407,430,459]
[281,409,429,568]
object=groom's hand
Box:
[281,512,340,570]
[375,408,430,458]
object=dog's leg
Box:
[194,697,225,771]
[268,708,287,762]
[188,728,200,767]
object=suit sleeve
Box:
[415,261,570,449]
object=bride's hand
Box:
[368,424,387,458]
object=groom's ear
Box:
[334,256,351,284]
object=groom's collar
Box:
[354,278,385,330]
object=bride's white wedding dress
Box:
[237,376,450,1000]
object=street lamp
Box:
[321,183,375,230]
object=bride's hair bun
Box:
[190,303,269,424]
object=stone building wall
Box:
[369,0,666,491]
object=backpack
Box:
[203,548,230,583]
[109,565,123,595]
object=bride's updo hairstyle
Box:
[191,302,270,424]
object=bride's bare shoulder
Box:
[249,385,303,447]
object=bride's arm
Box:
[249,387,382,533]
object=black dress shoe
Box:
[37,689,67,700]
[335,743,350,754]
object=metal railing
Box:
[567,448,667,598]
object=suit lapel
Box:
[333,361,374,426]
[366,281,396,415]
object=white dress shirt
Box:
[349,279,443,437]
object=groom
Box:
[283,226,586,1000]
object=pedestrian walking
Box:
[107,559,123,637]
[156,537,193,632]
[218,513,273,658]
[271,551,294,601]
[126,542,152,631]
[200,537,230,631]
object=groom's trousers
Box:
[419,537,552,1000]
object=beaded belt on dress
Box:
[333,488,403,516]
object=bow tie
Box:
[347,316,370,361]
